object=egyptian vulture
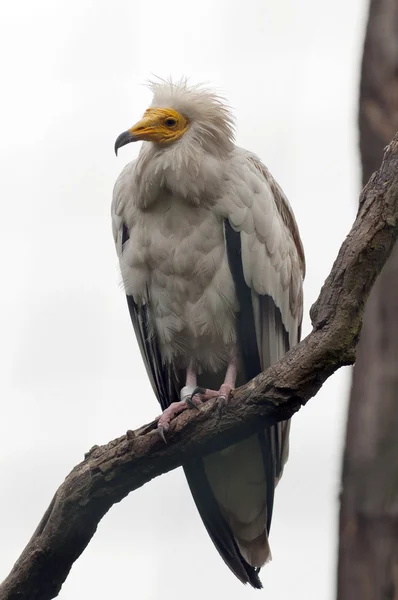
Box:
[112,79,305,588]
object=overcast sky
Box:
[0,1,367,598]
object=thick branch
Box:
[2,135,398,600]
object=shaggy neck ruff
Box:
[133,79,236,208]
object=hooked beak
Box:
[114,130,138,156]
[114,113,161,156]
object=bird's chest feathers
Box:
[121,196,238,357]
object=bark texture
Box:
[2,132,398,599]
[359,0,398,188]
[338,1,398,598]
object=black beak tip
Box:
[114,130,135,157]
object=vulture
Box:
[112,79,305,588]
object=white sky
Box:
[0,1,367,598]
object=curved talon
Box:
[158,426,168,444]
[180,384,197,402]
[185,395,200,410]
[218,395,229,408]
[186,386,207,410]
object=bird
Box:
[112,78,305,588]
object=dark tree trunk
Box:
[337,1,398,598]
[359,0,398,187]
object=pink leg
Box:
[156,351,238,442]
[197,350,238,402]
[157,362,201,442]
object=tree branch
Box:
[2,135,398,600]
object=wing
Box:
[222,149,304,482]
[112,162,182,411]
[221,149,304,348]
[185,149,304,586]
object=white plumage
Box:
[112,79,305,588]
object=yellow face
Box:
[114,107,189,155]
[129,108,189,143]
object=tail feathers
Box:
[236,530,272,568]
[224,506,271,567]
[203,434,274,569]
[183,461,264,589]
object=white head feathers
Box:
[133,79,236,205]
[148,78,235,156]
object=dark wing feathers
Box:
[224,220,261,380]
[183,461,263,589]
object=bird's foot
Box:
[190,383,234,406]
[156,385,202,443]
[180,385,203,410]
[156,384,234,443]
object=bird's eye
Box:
[164,117,177,127]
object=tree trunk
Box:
[337,1,398,598]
